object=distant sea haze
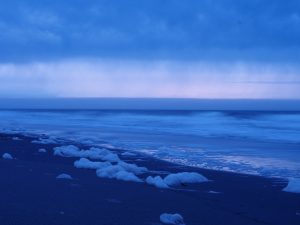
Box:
[0,98,300,111]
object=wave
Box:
[0,110,299,179]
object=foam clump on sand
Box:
[74,158,146,183]
[147,172,208,189]
[54,145,79,156]
[96,165,142,182]
[164,172,208,186]
[121,152,137,156]
[74,158,112,169]
[2,153,13,160]
[12,137,22,141]
[54,144,148,183]
[56,173,73,180]
[146,176,169,189]
[118,161,148,175]
[283,178,300,193]
[38,148,47,153]
[54,145,120,162]
[160,213,185,225]
[32,137,57,144]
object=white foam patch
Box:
[53,145,120,162]
[146,172,208,189]
[2,153,13,160]
[283,178,300,193]
[32,137,57,144]
[54,145,79,156]
[118,161,148,175]
[12,137,22,141]
[160,213,185,225]
[121,152,137,156]
[146,176,169,189]
[164,172,208,186]
[56,173,73,180]
[208,190,221,194]
[73,157,147,183]
[38,148,47,153]
[96,165,142,182]
[114,170,143,182]
[74,158,112,169]
[98,143,118,149]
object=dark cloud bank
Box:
[0,0,300,62]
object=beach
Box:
[2,0,300,223]
[1,133,299,225]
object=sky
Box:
[0,0,300,99]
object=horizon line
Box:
[0,98,300,111]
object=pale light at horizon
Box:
[0,59,299,99]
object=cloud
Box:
[0,59,299,99]
[22,8,60,27]
[0,0,300,61]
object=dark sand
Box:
[0,133,299,225]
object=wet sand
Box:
[0,133,299,225]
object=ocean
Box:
[0,109,299,179]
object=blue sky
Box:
[0,0,300,98]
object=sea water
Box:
[0,110,299,179]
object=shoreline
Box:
[2,130,299,180]
[0,132,300,225]
[1,131,290,181]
